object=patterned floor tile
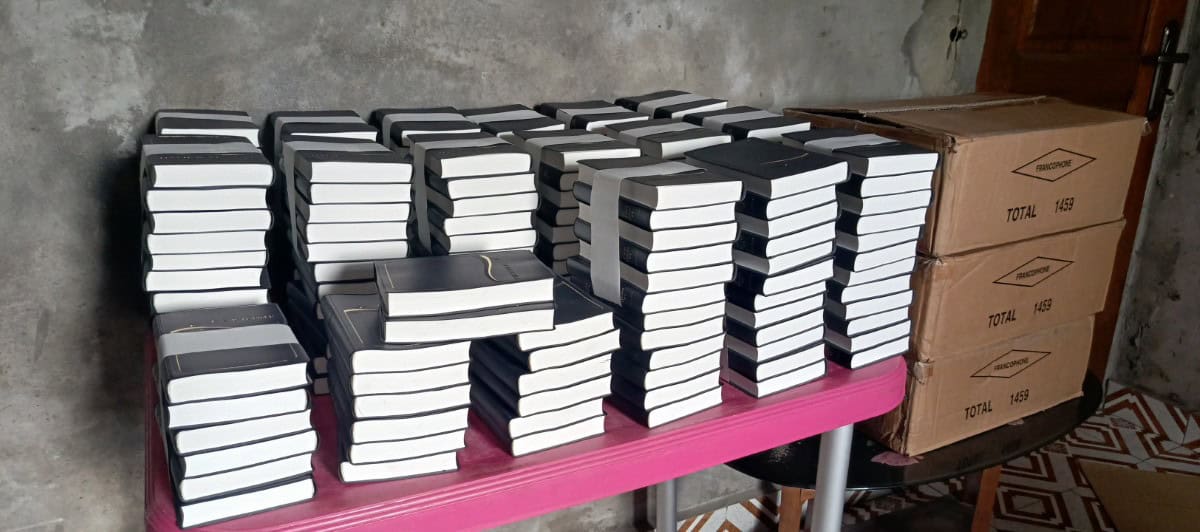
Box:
[1101,382,1197,446]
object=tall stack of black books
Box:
[154,109,259,146]
[534,100,650,132]
[154,304,315,528]
[513,129,641,274]
[782,129,938,369]
[685,140,849,397]
[601,118,731,160]
[568,157,743,427]
[369,107,479,154]
[681,106,811,142]
[461,104,564,140]
[408,132,538,255]
[141,130,273,315]
[473,280,618,456]
[268,111,409,395]
[615,90,728,118]
[317,251,555,482]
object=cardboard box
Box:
[912,220,1123,357]
[787,94,1145,256]
[860,317,1094,455]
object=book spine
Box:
[736,192,771,219]
[724,318,760,347]
[618,200,654,230]
[730,267,768,295]
[732,230,770,258]
[834,212,863,234]
[825,346,854,369]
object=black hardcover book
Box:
[780,128,862,145]
[536,163,574,190]
[607,382,723,428]
[479,117,563,135]
[375,251,554,318]
[368,106,459,128]
[541,140,641,171]
[684,139,846,199]
[153,304,307,381]
[534,100,627,122]
[460,104,542,121]
[825,339,907,370]
[570,111,648,130]
[266,109,365,152]
[141,133,257,156]
[573,172,743,211]
[535,202,578,226]
[832,142,939,176]
[533,240,579,263]
[155,109,255,133]
[722,116,811,140]
[567,256,716,313]
[615,90,727,118]
[832,240,918,271]
[389,120,481,148]
[680,106,762,126]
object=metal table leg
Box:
[655,478,677,531]
[808,424,853,532]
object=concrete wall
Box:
[0,1,987,529]
[1113,6,1200,410]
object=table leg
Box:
[960,465,1002,532]
[808,424,853,532]
[778,487,814,532]
[655,478,677,531]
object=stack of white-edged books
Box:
[408,132,538,255]
[461,104,564,141]
[512,129,641,274]
[783,129,937,369]
[535,100,650,132]
[268,110,410,394]
[601,118,731,160]
[568,157,743,427]
[318,251,553,482]
[154,304,315,528]
[141,130,272,315]
[473,280,618,456]
[615,90,727,118]
[682,105,811,142]
[686,140,848,397]
[370,107,479,156]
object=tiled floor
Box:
[687,381,1200,531]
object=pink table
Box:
[144,339,905,531]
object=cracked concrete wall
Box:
[0,0,986,529]
[1114,9,1200,411]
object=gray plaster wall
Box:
[0,1,986,529]
[1113,7,1200,411]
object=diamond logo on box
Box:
[993,257,1073,287]
[971,350,1050,378]
[1012,148,1096,182]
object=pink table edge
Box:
[144,336,906,531]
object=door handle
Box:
[1147,21,1189,120]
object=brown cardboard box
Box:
[786,94,1145,256]
[860,317,1094,455]
[912,220,1124,357]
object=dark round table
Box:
[728,374,1103,529]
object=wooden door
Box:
[977,0,1190,377]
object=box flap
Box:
[788,93,1144,141]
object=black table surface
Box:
[727,374,1103,491]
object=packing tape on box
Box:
[616,121,697,145]
[158,324,298,360]
[803,134,893,156]
[636,93,710,115]
[524,133,611,167]
[379,113,466,148]
[409,136,511,251]
[589,161,697,302]
[700,110,779,129]
[464,109,544,124]
[554,106,628,123]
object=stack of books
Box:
[685,140,848,397]
[153,304,315,528]
[268,111,409,394]
[513,129,641,273]
[319,251,555,482]
[473,280,618,456]
[782,129,937,369]
[140,131,272,315]
[568,157,743,427]
[615,90,727,118]
[601,118,731,160]
[154,109,259,145]
[535,100,650,131]
[461,104,564,140]
[682,106,811,141]
[408,132,538,255]
[369,107,479,154]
